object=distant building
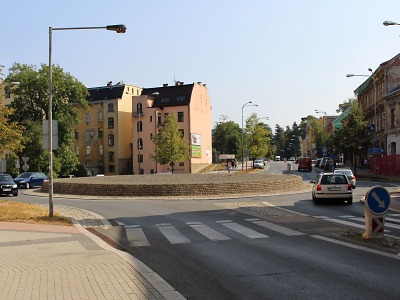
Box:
[134,81,212,174]
[73,81,212,176]
[73,83,142,176]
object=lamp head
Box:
[383,20,398,26]
[368,68,373,72]
[346,74,354,78]
[106,24,127,33]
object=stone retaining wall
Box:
[41,173,306,197]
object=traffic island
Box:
[40,173,307,198]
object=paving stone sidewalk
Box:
[0,205,185,300]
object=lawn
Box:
[0,200,72,225]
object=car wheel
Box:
[25,182,30,189]
[12,190,18,197]
[352,185,356,189]
[347,198,353,205]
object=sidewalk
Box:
[0,206,185,300]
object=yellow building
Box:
[131,81,212,174]
[73,83,142,176]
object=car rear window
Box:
[321,175,347,184]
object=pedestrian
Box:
[227,162,232,175]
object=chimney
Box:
[163,83,168,87]
[107,81,112,86]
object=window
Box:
[150,116,153,123]
[391,108,396,128]
[179,162,184,166]
[108,103,114,112]
[109,165,115,173]
[179,129,184,137]
[161,97,170,103]
[137,121,142,132]
[177,96,185,101]
[85,113,90,123]
[108,151,114,162]
[86,160,91,167]
[157,114,162,124]
[137,138,143,149]
[178,112,184,122]
[108,117,114,129]
[98,111,103,121]
[138,154,143,163]
[164,113,169,118]
[99,145,103,155]
[150,133,153,139]
[98,128,103,138]
[74,130,79,140]
[86,145,91,156]
[108,134,114,146]
[137,103,142,115]
[75,146,79,156]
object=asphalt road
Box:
[9,162,400,300]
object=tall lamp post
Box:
[48,24,126,217]
[241,101,258,171]
[346,71,377,177]
[315,109,327,158]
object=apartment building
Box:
[131,81,212,174]
[73,83,142,176]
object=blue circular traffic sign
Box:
[365,186,391,215]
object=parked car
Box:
[14,172,48,189]
[0,174,18,196]
[288,157,295,161]
[315,158,322,168]
[311,172,353,204]
[334,168,356,188]
[319,157,328,169]
[297,157,312,172]
[253,159,264,169]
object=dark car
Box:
[0,174,18,196]
[14,172,48,189]
[297,157,312,172]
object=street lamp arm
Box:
[383,20,399,26]
[51,24,127,33]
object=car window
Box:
[0,175,12,181]
[18,173,32,178]
[321,175,346,184]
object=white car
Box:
[311,173,353,205]
[253,159,264,169]
[334,168,356,188]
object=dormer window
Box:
[161,97,170,103]
[177,96,185,101]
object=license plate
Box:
[2,188,11,192]
[328,187,341,191]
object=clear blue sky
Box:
[2,0,400,132]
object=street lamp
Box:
[383,20,400,26]
[241,101,258,171]
[48,24,126,217]
[346,70,377,177]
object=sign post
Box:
[363,186,390,239]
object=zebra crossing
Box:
[115,213,400,247]
[314,213,400,234]
[115,218,305,247]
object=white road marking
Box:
[219,221,268,239]
[126,227,150,247]
[312,235,400,259]
[250,220,304,236]
[157,225,191,244]
[188,223,231,241]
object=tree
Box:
[5,63,88,176]
[246,113,271,159]
[212,115,241,157]
[152,113,191,174]
[0,72,25,159]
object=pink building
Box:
[131,81,212,174]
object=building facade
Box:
[132,81,212,174]
[73,81,212,176]
[73,83,142,176]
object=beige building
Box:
[131,81,212,174]
[73,83,142,176]
[73,81,212,176]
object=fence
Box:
[369,154,400,176]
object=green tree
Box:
[246,113,271,159]
[5,63,88,176]
[212,115,241,157]
[152,113,191,174]
[0,76,25,159]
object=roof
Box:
[332,108,351,129]
[142,82,194,108]
[87,84,125,102]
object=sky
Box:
[2,0,400,133]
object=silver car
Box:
[334,168,356,188]
[311,173,353,205]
